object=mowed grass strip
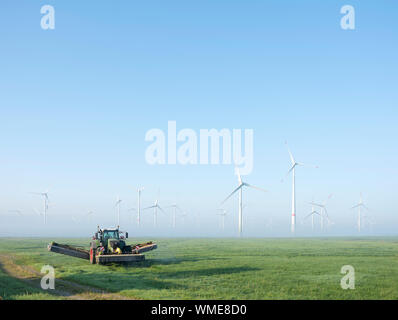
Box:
[0,237,397,299]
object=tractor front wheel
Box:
[90,247,96,264]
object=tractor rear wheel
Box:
[90,247,96,264]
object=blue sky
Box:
[0,1,397,237]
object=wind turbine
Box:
[115,196,122,227]
[265,217,273,230]
[191,211,201,230]
[8,210,23,217]
[127,207,137,223]
[221,168,267,237]
[216,209,228,231]
[283,142,318,234]
[165,204,182,228]
[30,191,49,224]
[309,194,333,231]
[33,208,42,217]
[86,210,94,223]
[351,193,368,232]
[304,203,320,231]
[362,214,374,233]
[180,211,188,226]
[136,187,144,226]
[71,210,93,224]
[143,190,166,227]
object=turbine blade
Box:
[221,184,243,204]
[296,162,319,169]
[285,141,295,165]
[282,164,296,182]
[158,206,167,214]
[9,210,23,216]
[322,193,334,206]
[304,212,314,219]
[143,205,156,210]
[114,201,122,207]
[309,201,323,207]
[244,183,267,193]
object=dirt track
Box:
[0,254,134,300]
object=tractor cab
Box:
[93,227,130,254]
[102,229,120,242]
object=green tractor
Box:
[48,226,157,265]
[92,228,130,256]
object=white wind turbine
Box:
[71,210,93,224]
[216,209,229,231]
[283,142,318,234]
[143,190,166,227]
[191,211,201,230]
[265,217,273,230]
[8,210,23,217]
[115,196,122,227]
[221,168,267,237]
[180,211,188,226]
[136,187,144,226]
[165,204,182,228]
[362,214,374,233]
[304,203,320,231]
[309,194,333,231]
[86,210,94,223]
[30,191,49,224]
[71,216,79,224]
[351,193,368,233]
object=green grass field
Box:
[0,237,397,300]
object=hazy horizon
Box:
[1,1,397,238]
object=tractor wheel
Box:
[90,247,96,264]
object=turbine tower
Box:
[309,194,333,231]
[143,189,166,227]
[221,168,267,237]
[283,142,318,234]
[128,207,137,223]
[115,196,122,226]
[30,191,49,224]
[137,187,144,226]
[166,204,182,228]
[304,203,320,231]
[351,193,368,232]
[362,215,374,233]
[180,211,188,226]
[217,209,228,231]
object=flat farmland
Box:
[0,237,397,300]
